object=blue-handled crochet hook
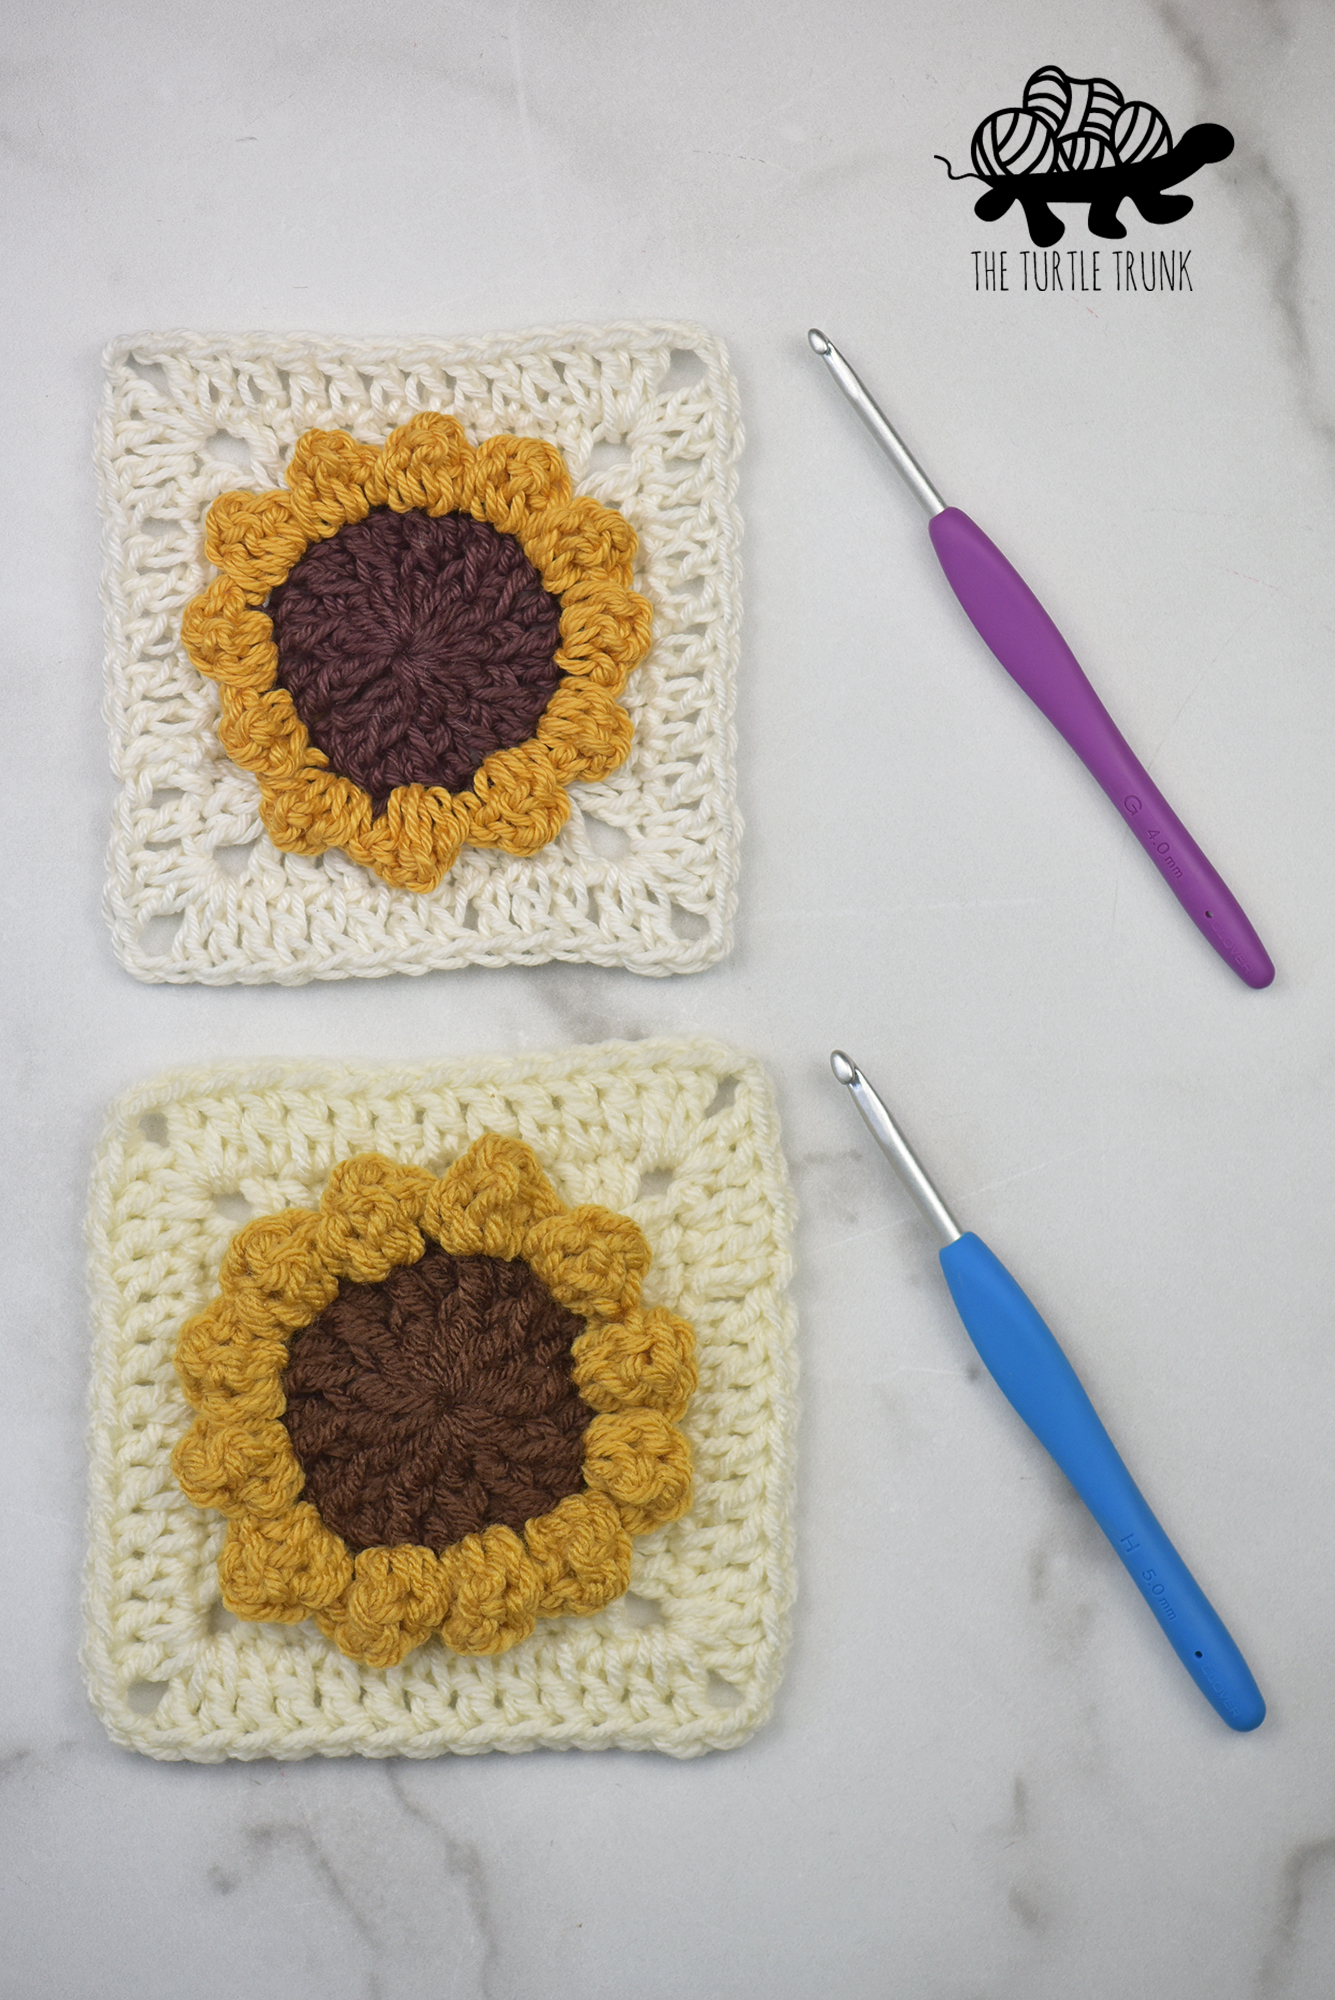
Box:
[831,1051,1264,1731]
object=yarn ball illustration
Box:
[969,67,1180,178]
[1058,131,1117,174]
[1113,100,1173,164]
[945,60,1232,247]
[1021,64,1072,133]
[971,107,1058,179]
[1022,66,1122,140]
[1073,75,1123,141]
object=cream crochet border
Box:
[83,1038,797,1759]
[97,323,742,984]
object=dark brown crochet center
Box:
[269,508,564,813]
[281,1244,592,1554]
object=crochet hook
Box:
[809,330,1274,990]
[830,1050,1265,1731]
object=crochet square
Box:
[83,1038,797,1759]
[97,324,742,983]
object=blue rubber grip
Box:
[938,1233,1265,1732]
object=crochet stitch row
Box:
[83,1038,796,1759]
[183,415,651,891]
[174,1140,695,1667]
[98,323,742,983]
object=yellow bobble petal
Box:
[525,1492,632,1618]
[345,785,468,891]
[316,1153,431,1283]
[180,1321,288,1426]
[217,686,312,782]
[175,1301,277,1404]
[555,581,653,694]
[522,1206,651,1318]
[582,1409,693,1535]
[259,767,372,857]
[181,577,279,693]
[463,745,571,856]
[519,494,638,594]
[467,433,573,536]
[204,489,308,598]
[324,1152,436,1220]
[218,1210,337,1332]
[171,1415,303,1519]
[534,680,632,784]
[437,1524,541,1655]
[371,412,475,516]
[425,1133,562,1258]
[284,428,379,540]
[571,1305,698,1422]
[219,1505,353,1623]
[329,1545,452,1668]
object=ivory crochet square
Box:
[97,324,742,984]
[83,1038,797,1760]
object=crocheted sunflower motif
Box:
[180,415,652,892]
[171,1137,695,1667]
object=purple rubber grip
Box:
[928,508,1274,990]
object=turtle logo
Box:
[938,65,1234,247]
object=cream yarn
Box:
[97,323,742,983]
[83,1038,797,1759]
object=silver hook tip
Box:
[829,1050,962,1244]
[808,328,832,357]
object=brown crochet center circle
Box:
[269,508,564,812]
[281,1244,593,1554]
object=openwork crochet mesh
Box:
[83,1039,797,1760]
[98,325,742,984]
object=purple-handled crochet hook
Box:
[809,330,1274,989]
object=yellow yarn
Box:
[571,1305,698,1422]
[172,1413,303,1521]
[524,1492,633,1618]
[522,1204,653,1319]
[583,1409,694,1536]
[180,413,653,892]
[311,1154,433,1285]
[324,1544,457,1670]
[424,1130,563,1258]
[170,1134,695,1668]
[219,1504,354,1624]
[436,1526,545,1658]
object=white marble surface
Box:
[4,1,1335,1993]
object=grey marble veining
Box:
[4,0,1335,1994]
[1260,1836,1335,1999]
[1156,0,1335,464]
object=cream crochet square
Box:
[83,1038,796,1759]
[97,324,742,984]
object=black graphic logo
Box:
[938,65,1234,247]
